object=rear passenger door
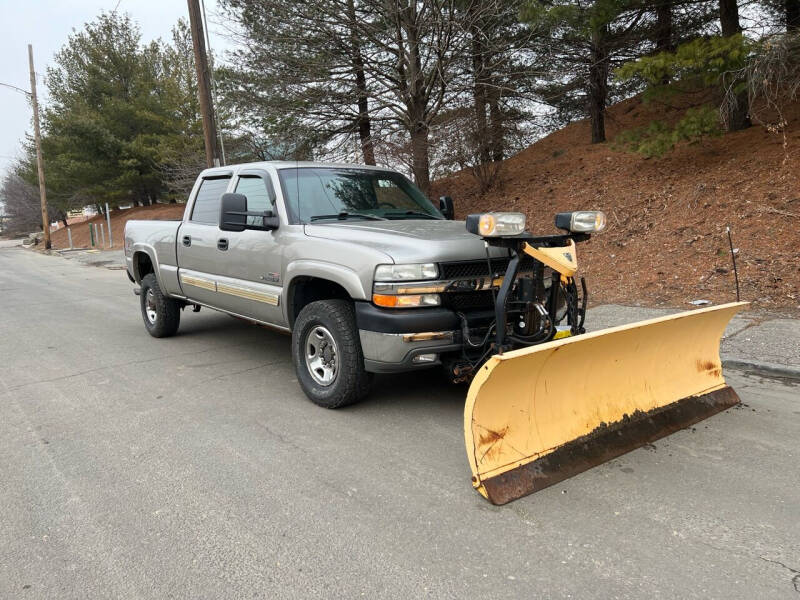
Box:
[176,174,232,307]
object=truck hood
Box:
[304,219,505,264]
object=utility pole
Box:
[28,44,51,249]
[187,0,219,168]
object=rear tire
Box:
[292,299,372,408]
[140,273,181,338]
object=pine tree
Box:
[217,0,378,165]
[521,0,653,143]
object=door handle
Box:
[217,238,229,251]
[182,235,191,247]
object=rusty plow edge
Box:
[480,386,740,505]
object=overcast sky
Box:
[0,0,225,180]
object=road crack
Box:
[759,556,800,593]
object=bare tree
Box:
[0,170,43,235]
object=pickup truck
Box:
[124,161,578,408]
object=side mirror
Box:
[439,196,455,220]
[219,193,279,232]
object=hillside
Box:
[49,203,184,250]
[432,95,800,314]
[48,95,800,314]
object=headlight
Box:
[465,212,526,237]
[374,263,438,281]
[555,211,607,233]
[372,293,441,308]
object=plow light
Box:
[466,212,527,237]
[555,211,607,233]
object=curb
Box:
[722,358,800,381]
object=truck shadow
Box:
[175,309,466,412]
[369,370,467,410]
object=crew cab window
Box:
[190,176,231,224]
[235,175,276,225]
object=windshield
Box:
[278,167,443,223]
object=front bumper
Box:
[359,330,462,373]
[355,302,462,373]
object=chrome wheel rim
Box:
[145,289,158,324]
[304,325,338,386]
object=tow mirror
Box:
[439,196,455,220]
[219,193,279,232]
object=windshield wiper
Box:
[383,210,441,220]
[309,211,387,222]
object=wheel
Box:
[140,273,181,338]
[292,299,372,408]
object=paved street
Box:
[1,247,798,599]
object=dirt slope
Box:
[50,203,185,251]
[432,95,800,313]
[49,95,799,313]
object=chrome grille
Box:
[438,256,540,312]
[439,256,536,279]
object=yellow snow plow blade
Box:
[464,302,747,505]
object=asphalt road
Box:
[1,247,798,599]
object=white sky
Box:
[0,0,226,180]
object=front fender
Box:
[284,260,369,300]
[283,260,370,324]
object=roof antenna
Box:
[726,226,740,302]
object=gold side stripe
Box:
[180,274,216,291]
[217,283,279,306]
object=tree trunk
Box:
[588,30,609,144]
[471,23,490,164]
[719,0,741,36]
[488,82,504,161]
[410,123,430,192]
[786,0,800,31]
[346,0,375,165]
[655,0,673,53]
[401,3,431,191]
[355,77,375,165]
[718,0,750,131]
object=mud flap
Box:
[464,302,748,505]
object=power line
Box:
[0,81,31,96]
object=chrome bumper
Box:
[359,329,461,373]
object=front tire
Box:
[140,273,181,338]
[292,299,372,408]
